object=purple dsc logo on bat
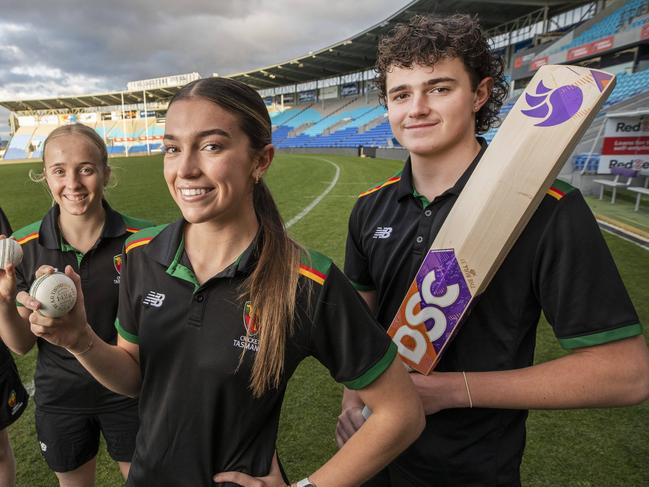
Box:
[521,80,583,127]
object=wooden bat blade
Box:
[387,65,616,374]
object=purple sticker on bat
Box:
[522,80,584,127]
[525,92,548,107]
[536,80,551,94]
[590,70,613,93]
[411,250,472,353]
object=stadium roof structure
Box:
[0,87,178,114]
[227,0,589,89]
[0,0,589,113]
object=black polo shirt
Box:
[116,220,396,487]
[0,207,15,371]
[13,203,152,413]
[345,141,642,486]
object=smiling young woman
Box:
[0,124,152,487]
[21,78,425,487]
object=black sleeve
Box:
[309,264,396,389]
[115,248,139,344]
[12,242,29,296]
[12,253,30,309]
[344,200,374,291]
[0,208,12,236]
[534,190,641,349]
[14,263,28,295]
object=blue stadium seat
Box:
[551,0,646,55]
[2,134,31,160]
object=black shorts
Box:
[0,358,28,429]
[363,464,522,487]
[35,404,139,473]
[362,466,431,487]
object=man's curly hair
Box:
[376,14,509,134]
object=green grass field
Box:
[1,153,647,486]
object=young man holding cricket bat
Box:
[338,14,649,487]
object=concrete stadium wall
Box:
[376,148,408,161]
[277,147,409,161]
[277,148,358,157]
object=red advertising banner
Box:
[514,56,523,68]
[567,45,592,61]
[530,57,548,70]
[567,36,614,61]
[599,116,649,174]
[642,23,649,40]
[602,136,649,155]
[592,36,613,53]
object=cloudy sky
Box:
[0,0,412,139]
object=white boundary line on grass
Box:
[597,219,649,252]
[285,157,341,229]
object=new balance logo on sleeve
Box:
[373,227,393,239]
[143,291,166,308]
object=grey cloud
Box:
[0,0,410,101]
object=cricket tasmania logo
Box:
[242,301,258,336]
[113,255,122,274]
[233,301,260,352]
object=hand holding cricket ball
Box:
[28,271,77,318]
[0,237,23,270]
[18,265,91,355]
[0,236,24,306]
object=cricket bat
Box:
[387,64,616,375]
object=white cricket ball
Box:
[0,239,23,270]
[29,272,77,318]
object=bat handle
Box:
[361,405,372,419]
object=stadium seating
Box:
[270,108,303,126]
[605,69,649,107]
[3,131,33,160]
[129,143,161,153]
[282,108,321,129]
[548,0,647,55]
[271,63,649,150]
[573,153,600,173]
[3,63,647,159]
[95,123,116,139]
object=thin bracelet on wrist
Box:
[70,326,94,357]
[462,371,473,408]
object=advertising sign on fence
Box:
[599,115,649,175]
